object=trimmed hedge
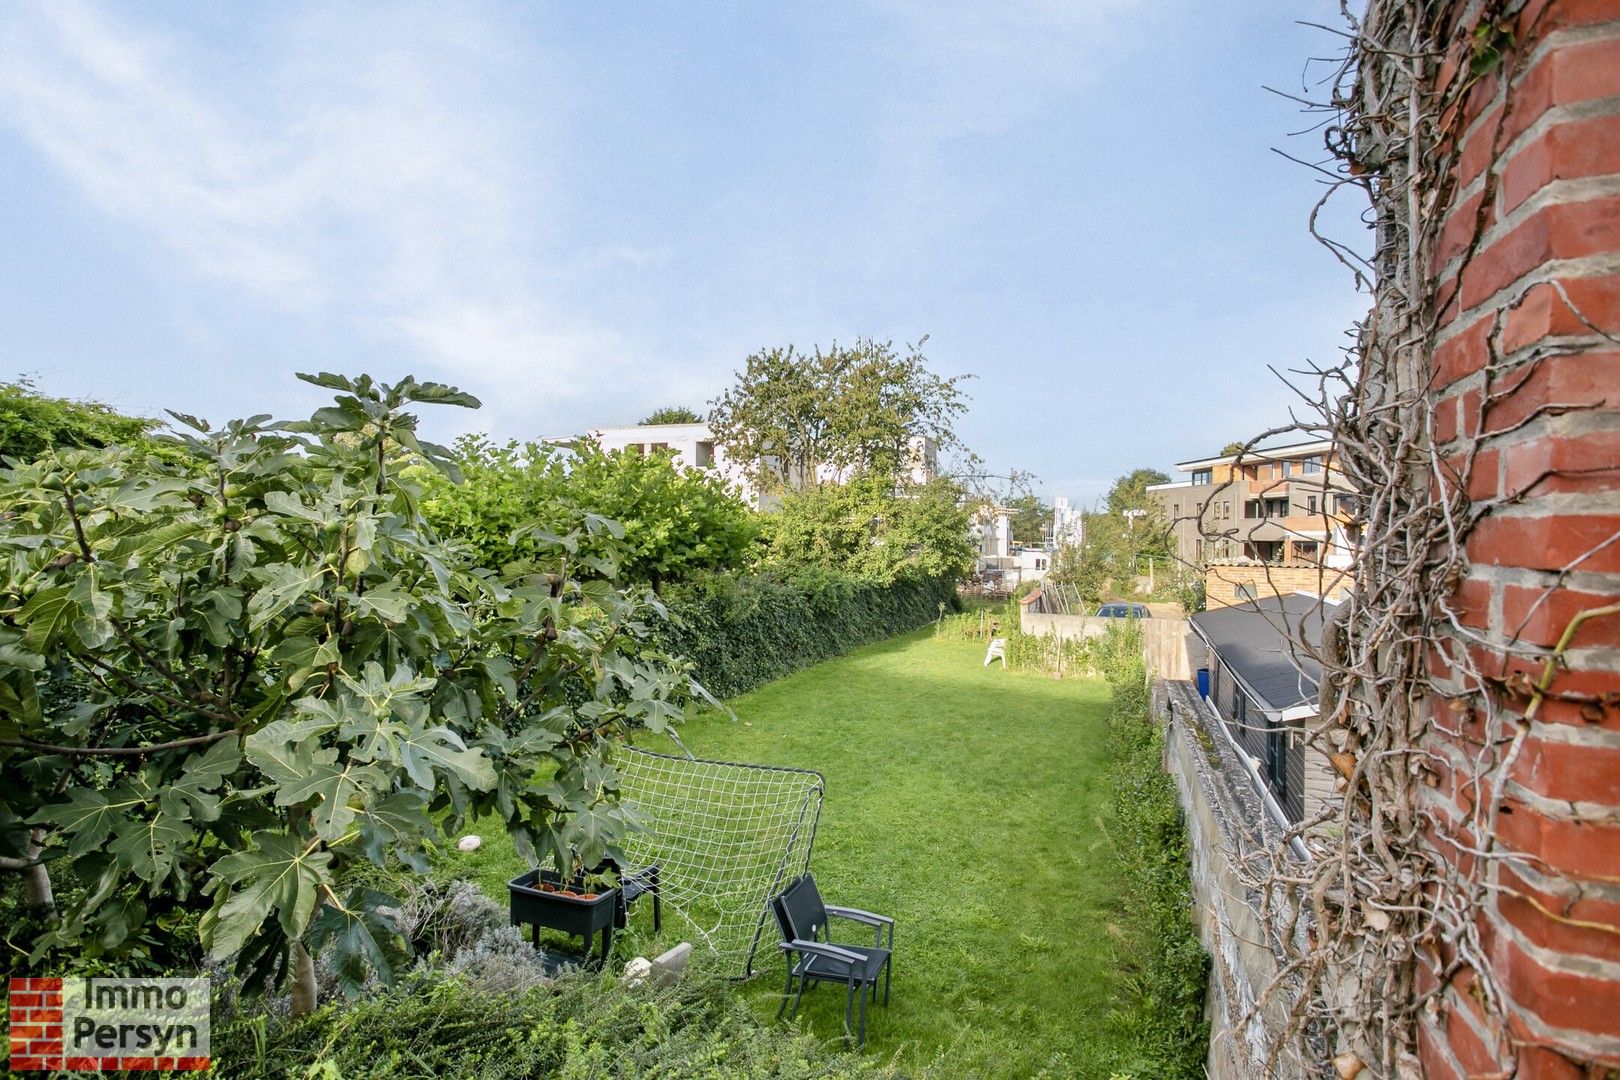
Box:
[657,570,959,699]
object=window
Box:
[1244,500,1262,518]
[1265,497,1289,517]
[1192,468,1213,486]
[1267,716,1288,801]
[1306,495,1318,515]
[695,441,715,467]
[1171,502,1180,519]
[1195,539,1205,561]
[1303,455,1323,474]
[1282,460,1296,477]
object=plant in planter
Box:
[0,373,703,1011]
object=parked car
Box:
[1095,602,1150,619]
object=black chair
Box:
[769,873,893,1048]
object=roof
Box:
[1190,593,1330,713]
[1173,439,1335,472]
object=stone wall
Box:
[1156,679,1315,1079]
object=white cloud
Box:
[0,0,630,404]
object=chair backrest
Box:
[771,873,828,943]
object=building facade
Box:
[1149,439,1360,576]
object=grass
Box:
[445,628,1137,1077]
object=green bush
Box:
[419,436,756,588]
[209,968,912,1079]
[1097,628,1210,1077]
[657,571,959,699]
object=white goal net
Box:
[614,745,825,977]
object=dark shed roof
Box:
[1190,593,1330,713]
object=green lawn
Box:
[447,629,1129,1077]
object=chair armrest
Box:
[826,905,893,927]
[779,939,864,967]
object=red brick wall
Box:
[1424,3,1620,1076]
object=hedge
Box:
[656,570,959,700]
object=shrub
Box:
[210,968,913,1079]
[657,570,959,699]
[1097,627,1210,1077]
[0,374,702,1010]
[419,436,756,588]
[758,478,975,585]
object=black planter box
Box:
[509,868,621,966]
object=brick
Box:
[1509,731,1620,806]
[64,1057,104,1070]
[1503,275,1620,353]
[1433,315,1493,381]
[1451,574,1494,631]
[7,1024,43,1042]
[1497,34,1620,150]
[1418,1022,1467,1080]
[1460,196,1620,310]
[8,1057,51,1072]
[1439,186,1492,267]
[1501,112,1620,215]
[1495,797,1620,878]
[1498,863,1620,965]
[1467,514,1620,573]
[1514,1045,1589,1079]
[1435,386,1482,445]
[117,1058,157,1070]
[1484,349,1620,433]
[1440,994,1506,1077]
[175,1056,211,1070]
[1489,926,1620,1041]
[7,992,42,1008]
[1514,0,1620,35]
[1501,582,1620,649]
[1500,428,1620,496]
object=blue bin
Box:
[1196,668,1210,698]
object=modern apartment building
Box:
[1148,439,1359,577]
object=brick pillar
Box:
[1424,3,1620,1076]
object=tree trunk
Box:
[0,829,56,915]
[289,940,318,1016]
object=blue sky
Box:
[0,1,1368,505]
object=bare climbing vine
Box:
[1188,2,1619,1076]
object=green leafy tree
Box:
[1005,493,1052,547]
[419,437,755,589]
[759,477,974,584]
[638,406,703,425]
[1220,440,1247,457]
[0,378,162,462]
[708,337,969,493]
[1104,467,1172,516]
[1049,469,1175,605]
[0,374,702,1010]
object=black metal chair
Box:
[769,873,893,1048]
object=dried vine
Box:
[1195,1,1617,1076]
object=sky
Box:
[0,1,1370,506]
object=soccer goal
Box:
[614,745,825,978]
